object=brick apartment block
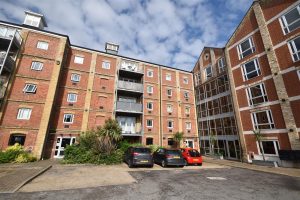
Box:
[0,11,198,159]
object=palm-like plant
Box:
[253,129,265,161]
[173,132,184,148]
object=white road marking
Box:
[206,177,227,180]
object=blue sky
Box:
[0,0,252,71]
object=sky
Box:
[0,0,252,71]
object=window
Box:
[186,122,192,130]
[184,91,189,99]
[67,93,78,103]
[167,104,173,113]
[280,5,300,34]
[146,102,153,110]
[31,61,43,71]
[259,140,280,155]
[167,89,172,96]
[17,108,32,120]
[168,138,174,146]
[146,119,153,127]
[288,37,300,62]
[204,53,209,60]
[147,85,153,94]
[183,77,188,84]
[237,37,255,59]
[205,65,212,80]
[102,61,110,69]
[218,57,226,73]
[147,69,153,77]
[8,134,26,146]
[166,73,171,81]
[74,56,84,64]
[71,73,81,82]
[63,114,74,124]
[185,106,190,114]
[146,138,153,145]
[251,110,275,130]
[246,83,268,106]
[23,84,37,93]
[194,72,201,86]
[242,59,261,80]
[298,70,300,80]
[37,41,48,50]
[167,120,173,128]
[24,15,40,27]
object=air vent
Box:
[148,129,151,132]
[168,96,171,99]
[68,103,73,106]
[186,114,190,117]
[102,86,106,89]
[148,111,152,114]
[169,129,172,132]
[99,106,104,109]
[64,125,69,128]
[168,113,172,115]
[149,93,152,96]
[72,82,77,86]
[187,130,190,133]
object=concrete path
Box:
[0,160,52,193]
[203,156,300,178]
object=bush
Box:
[0,144,37,164]
[148,144,161,153]
[118,140,144,153]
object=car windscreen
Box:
[188,149,201,157]
[134,148,151,153]
[166,150,181,155]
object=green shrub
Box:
[148,144,162,153]
[118,140,144,153]
[0,144,37,164]
[63,145,95,164]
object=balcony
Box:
[0,26,22,46]
[121,129,143,136]
[116,101,143,114]
[117,80,143,93]
[119,60,143,74]
[0,53,15,73]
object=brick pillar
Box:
[176,71,182,133]
[34,38,68,159]
[81,52,97,132]
[253,2,300,150]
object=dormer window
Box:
[23,11,47,29]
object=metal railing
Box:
[119,60,143,73]
[121,129,143,135]
[0,26,22,45]
[118,80,143,93]
[116,101,143,113]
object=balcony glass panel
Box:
[116,101,143,113]
[118,80,143,92]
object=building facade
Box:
[0,12,198,159]
[193,47,241,160]
[225,0,300,166]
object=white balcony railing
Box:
[118,80,143,93]
[0,26,22,45]
[116,101,143,113]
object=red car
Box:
[180,148,203,166]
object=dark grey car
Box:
[124,147,153,168]
[153,148,185,168]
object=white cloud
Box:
[0,0,251,71]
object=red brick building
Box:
[225,0,300,167]
[0,11,198,159]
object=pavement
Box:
[203,156,300,178]
[0,160,52,193]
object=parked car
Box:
[180,148,202,166]
[124,147,153,168]
[153,148,185,168]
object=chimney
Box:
[105,42,119,55]
[23,11,47,30]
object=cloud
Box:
[0,0,251,71]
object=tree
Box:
[173,132,184,148]
[209,131,217,156]
[253,129,265,161]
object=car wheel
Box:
[161,160,166,168]
[149,164,154,168]
[198,163,202,166]
[179,165,184,168]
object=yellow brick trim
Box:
[10,130,28,134]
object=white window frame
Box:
[288,37,300,62]
[146,102,153,110]
[37,41,48,50]
[257,140,280,156]
[246,83,268,106]
[218,57,226,73]
[167,104,173,113]
[147,85,153,94]
[237,37,255,59]
[185,106,191,114]
[31,61,43,71]
[146,119,153,128]
[17,108,32,120]
[167,88,172,97]
[74,56,84,64]
[67,93,78,103]
[71,73,81,82]
[279,5,300,35]
[298,70,300,80]
[167,120,173,129]
[183,77,188,84]
[242,59,261,80]
[147,69,153,77]
[205,65,212,80]
[63,114,74,124]
[251,110,275,130]
[102,61,110,69]
[23,84,37,93]
[166,73,172,81]
[24,15,40,27]
[186,122,192,130]
[184,91,189,99]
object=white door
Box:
[185,140,194,148]
[54,137,76,158]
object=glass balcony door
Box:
[117,117,136,134]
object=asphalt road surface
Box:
[1,167,300,200]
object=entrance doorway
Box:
[185,139,194,148]
[226,140,238,160]
[54,137,76,158]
